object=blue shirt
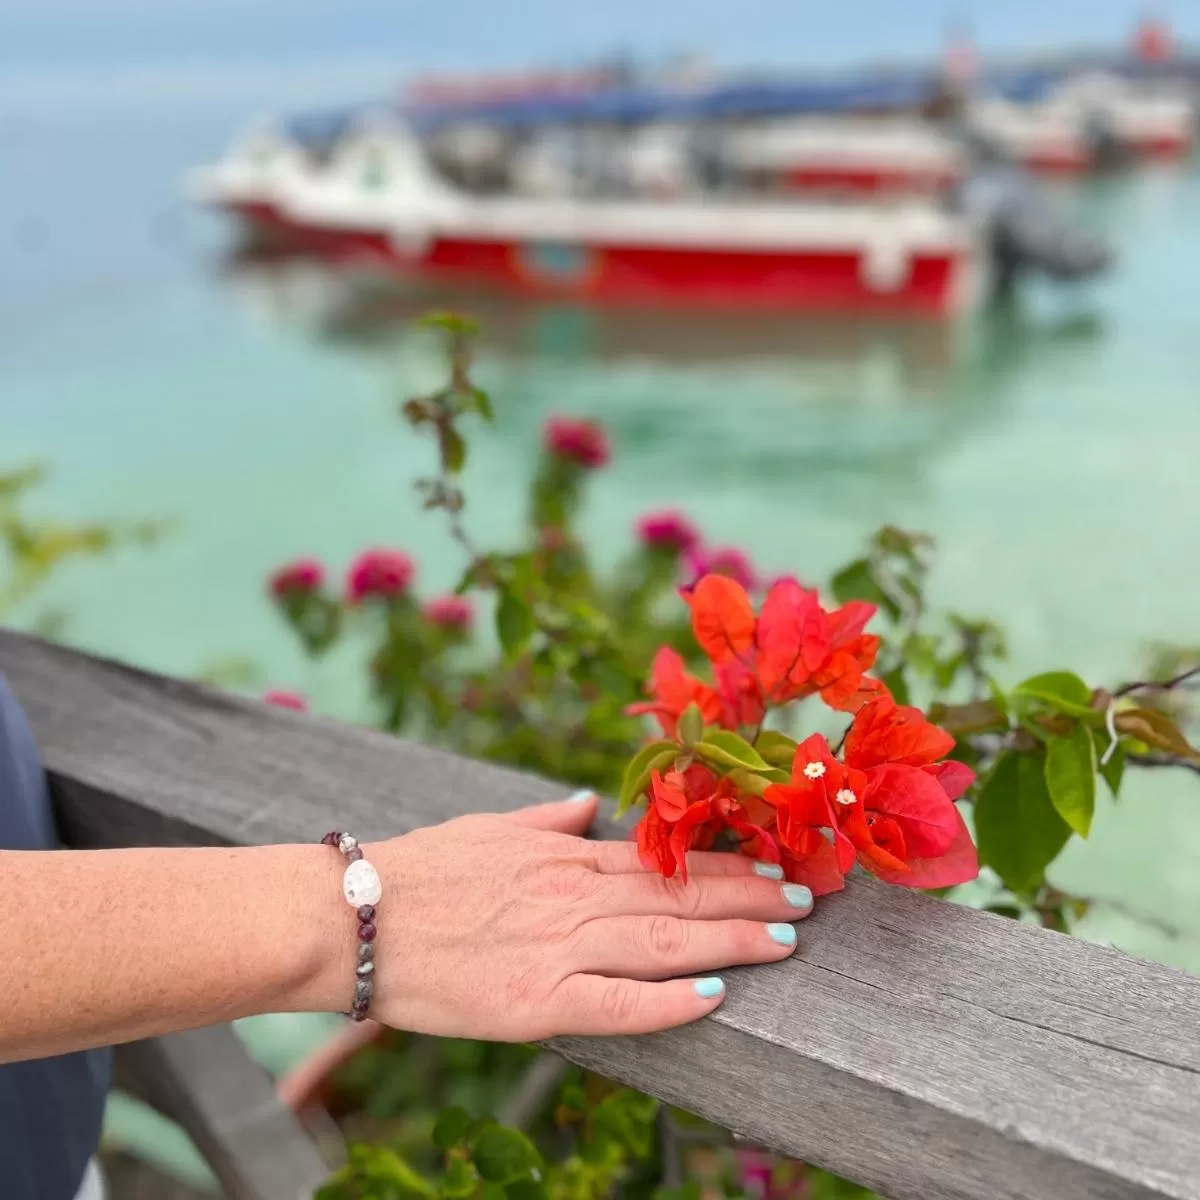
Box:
[0,675,110,1200]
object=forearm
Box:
[0,844,356,1062]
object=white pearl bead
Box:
[343,859,382,908]
[337,833,358,855]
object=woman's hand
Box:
[331,792,814,1040]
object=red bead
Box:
[321,831,341,847]
[357,905,375,922]
[346,847,364,862]
[350,1008,368,1022]
[358,922,377,942]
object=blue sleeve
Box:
[0,674,111,1200]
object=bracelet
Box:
[320,831,382,1021]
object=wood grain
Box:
[2,630,1198,1200]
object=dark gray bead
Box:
[356,961,375,978]
[354,979,374,1002]
[357,942,375,962]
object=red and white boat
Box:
[967,71,1193,172]
[191,115,979,318]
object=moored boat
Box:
[198,115,979,318]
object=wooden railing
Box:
[2,628,1198,1200]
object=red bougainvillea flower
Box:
[627,646,722,738]
[686,546,758,592]
[268,557,325,598]
[755,578,883,713]
[635,509,701,554]
[763,734,858,896]
[345,548,416,604]
[423,594,474,630]
[263,689,308,712]
[836,697,978,888]
[635,764,777,882]
[543,415,611,468]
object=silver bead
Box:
[354,979,374,1002]
[357,942,375,962]
[356,962,375,978]
[337,833,359,855]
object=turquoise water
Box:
[4,110,1200,981]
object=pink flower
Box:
[268,557,325,598]
[263,689,308,712]
[424,594,474,630]
[345,548,416,604]
[543,415,611,469]
[635,509,700,554]
[687,546,758,592]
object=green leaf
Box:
[1011,671,1098,721]
[830,557,899,620]
[356,1147,438,1197]
[504,1182,548,1200]
[676,702,704,748]
[617,740,678,816]
[1044,726,1096,838]
[881,663,911,706]
[753,730,799,769]
[1097,737,1126,798]
[495,590,534,658]
[438,423,466,474]
[441,1159,477,1199]
[694,730,771,773]
[472,1126,542,1184]
[468,386,494,423]
[433,1107,473,1152]
[974,750,1072,893]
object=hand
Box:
[343,792,814,1040]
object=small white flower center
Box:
[803,761,826,780]
[834,788,857,806]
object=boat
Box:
[191,114,980,318]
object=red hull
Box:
[229,204,965,317]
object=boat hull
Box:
[223,206,969,318]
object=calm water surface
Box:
[3,109,1199,968]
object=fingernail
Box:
[694,977,725,999]
[783,884,813,910]
[566,789,595,803]
[753,861,784,880]
[767,922,797,946]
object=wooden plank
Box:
[113,1025,331,1200]
[2,629,1199,1200]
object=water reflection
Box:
[212,249,1106,502]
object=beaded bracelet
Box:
[321,831,382,1021]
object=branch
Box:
[1127,750,1200,777]
[1114,664,1200,698]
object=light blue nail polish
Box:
[694,977,725,999]
[566,789,595,803]
[783,883,813,910]
[767,922,797,946]
[753,861,784,880]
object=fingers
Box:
[504,790,598,835]
[600,872,814,923]
[574,915,797,980]
[549,973,727,1036]
[590,842,783,879]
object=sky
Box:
[2,0,1200,115]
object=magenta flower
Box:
[635,509,700,554]
[268,557,326,598]
[687,546,758,592]
[543,415,611,469]
[345,548,416,604]
[263,689,308,712]
[424,594,474,630]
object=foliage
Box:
[266,315,1200,1200]
[0,462,164,630]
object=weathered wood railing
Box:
[2,629,1198,1200]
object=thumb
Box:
[505,790,598,835]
